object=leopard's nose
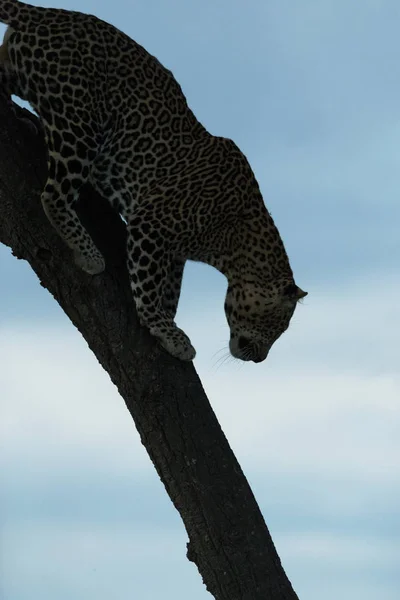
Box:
[252,356,263,363]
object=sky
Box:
[1,1,399,599]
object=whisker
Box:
[212,357,228,372]
[211,347,231,371]
[211,346,228,361]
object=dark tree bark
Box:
[0,96,299,600]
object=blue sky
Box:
[1,1,399,599]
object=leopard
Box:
[0,0,307,363]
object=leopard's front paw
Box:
[150,324,196,361]
[74,250,105,275]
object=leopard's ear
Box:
[284,284,308,300]
[296,286,308,300]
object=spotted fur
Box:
[0,1,307,362]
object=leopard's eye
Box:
[283,284,298,298]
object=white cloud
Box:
[2,523,397,600]
[281,531,399,568]
[1,522,202,600]
[2,521,185,565]
[185,272,400,487]
[0,326,149,473]
[279,532,400,600]
[205,371,398,480]
[1,274,399,493]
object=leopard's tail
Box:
[0,0,70,31]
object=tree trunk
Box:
[0,96,299,600]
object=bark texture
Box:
[0,97,299,600]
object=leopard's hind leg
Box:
[41,127,105,274]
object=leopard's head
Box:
[224,278,307,363]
